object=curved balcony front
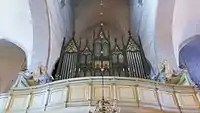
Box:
[0,77,200,113]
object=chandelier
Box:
[88,67,120,113]
[89,99,119,113]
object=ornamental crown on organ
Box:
[54,24,151,80]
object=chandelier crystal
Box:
[89,99,120,113]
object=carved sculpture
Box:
[26,65,52,86]
[154,59,168,83]
[166,65,191,85]
[155,60,187,85]
[155,60,191,85]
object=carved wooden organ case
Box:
[55,27,151,80]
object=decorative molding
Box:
[70,85,88,101]
[44,0,52,70]
[1,77,200,112]
[139,88,157,103]
[117,86,136,101]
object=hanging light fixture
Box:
[89,1,120,112]
[89,67,120,113]
[99,0,104,26]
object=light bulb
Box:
[100,12,103,15]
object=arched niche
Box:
[179,35,200,84]
[0,39,27,92]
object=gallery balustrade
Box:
[0,76,200,113]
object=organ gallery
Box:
[55,25,151,80]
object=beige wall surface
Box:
[0,40,26,93]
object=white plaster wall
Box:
[29,0,50,71]
[0,40,26,93]
[47,0,73,73]
[155,0,177,69]
[29,0,73,72]
[0,0,73,78]
[130,0,159,75]
[0,0,33,67]
[173,0,200,64]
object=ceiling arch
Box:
[179,35,200,52]
[179,35,200,84]
[173,0,200,65]
[0,36,28,60]
[155,0,176,68]
[0,39,26,93]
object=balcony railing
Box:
[0,77,200,113]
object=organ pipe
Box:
[55,27,151,80]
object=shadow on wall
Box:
[51,59,59,81]
[179,35,200,84]
[0,39,26,93]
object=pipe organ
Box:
[55,26,151,80]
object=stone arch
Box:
[179,35,200,52]
[172,0,200,66]
[155,0,177,69]
[179,35,200,84]
[29,0,74,72]
[0,39,27,92]
[29,0,50,70]
[0,36,29,64]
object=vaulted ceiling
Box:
[73,0,130,39]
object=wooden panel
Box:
[138,87,157,103]
[117,85,136,101]
[2,77,200,112]
[10,95,30,110]
[177,94,198,107]
[159,91,176,107]
[69,85,88,101]
[0,95,9,112]
[93,85,111,100]
[29,92,47,109]
[48,87,67,106]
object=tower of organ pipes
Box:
[54,25,151,80]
